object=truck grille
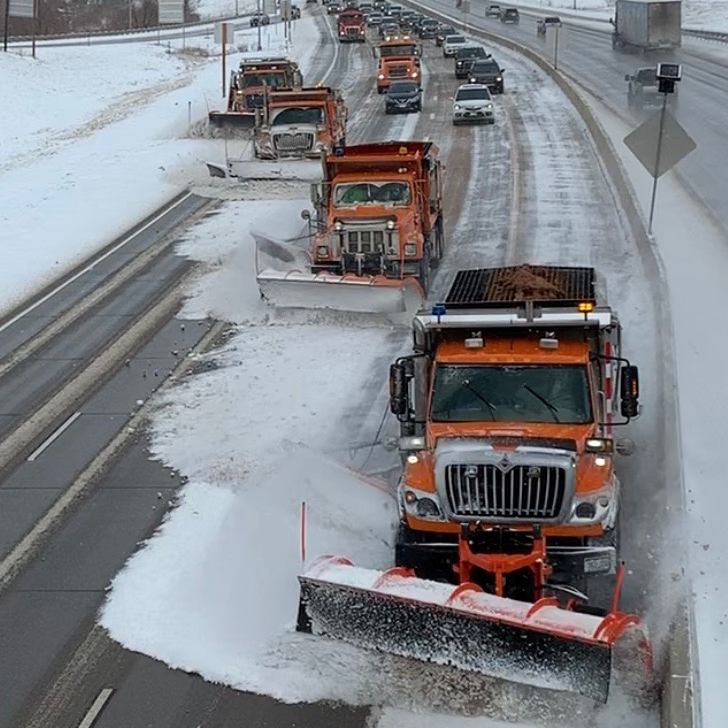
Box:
[444,463,566,520]
[244,93,265,110]
[344,229,386,254]
[346,26,359,36]
[389,65,408,78]
[273,132,315,153]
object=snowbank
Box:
[0,15,321,316]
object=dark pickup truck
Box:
[454,46,490,79]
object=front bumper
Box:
[386,100,419,113]
[453,108,494,123]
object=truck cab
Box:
[254,86,348,160]
[390,266,640,607]
[377,40,421,92]
[338,8,366,41]
[307,142,444,288]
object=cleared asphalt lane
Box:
[414,0,728,235]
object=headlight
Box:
[469,77,476,83]
[404,243,417,257]
[378,73,385,79]
[486,103,493,109]
[575,502,596,519]
[496,76,502,81]
[316,245,330,256]
[415,498,441,518]
[386,219,396,230]
[411,71,418,78]
[334,221,343,231]
[585,438,613,453]
[454,104,461,110]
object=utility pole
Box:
[3,0,10,52]
[553,25,559,70]
[256,0,261,50]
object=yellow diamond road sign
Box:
[624,109,697,179]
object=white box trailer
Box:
[612,0,681,51]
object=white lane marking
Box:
[0,192,193,335]
[320,12,342,84]
[77,688,114,728]
[27,411,81,462]
[429,112,436,120]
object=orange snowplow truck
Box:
[308,142,444,288]
[254,86,348,160]
[209,57,303,128]
[297,266,652,703]
[377,39,421,93]
[338,7,365,41]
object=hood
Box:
[387,88,420,99]
[455,97,491,109]
[270,122,321,134]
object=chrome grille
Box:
[344,229,387,254]
[273,132,315,152]
[389,65,408,78]
[244,93,265,109]
[445,464,566,519]
[346,26,359,36]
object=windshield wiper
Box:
[463,379,496,421]
[522,384,560,423]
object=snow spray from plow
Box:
[254,237,425,316]
[297,557,652,704]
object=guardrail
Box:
[6,8,255,43]
[683,28,728,42]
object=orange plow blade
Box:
[297,557,651,703]
[255,238,425,316]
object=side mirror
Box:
[619,365,639,419]
[624,74,630,82]
[309,182,321,207]
[500,68,505,73]
[389,363,408,416]
[300,209,311,221]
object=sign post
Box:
[215,21,230,98]
[4,0,36,54]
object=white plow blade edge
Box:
[297,557,652,703]
[255,238,425,315]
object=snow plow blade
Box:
[255,239,425,316]
[297,557,651,703]
[208,110,255,129]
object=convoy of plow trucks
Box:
[207,5,654,705]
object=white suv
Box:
[443,34,468,57]
[452,83,494,125]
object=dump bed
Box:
[615,0,681,49]
[265,86,337,105]
[323,141,435,178]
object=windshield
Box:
[457,47,485,59]
[456,87,491,101]
[241,73,286,88]
[271,107,323,125]
[472,61,499,73]
[333,181,411,206]
[431,365,592,424]
[636,69,657,84]
[446,35,466,44]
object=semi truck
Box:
[208,58,303,129]
[254,86,348,159]
[298,265,653,702]
[611,0,681,51]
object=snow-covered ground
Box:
[0,15,319,316]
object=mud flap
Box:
[296,559,631,703]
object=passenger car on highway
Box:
[500,7,519,22]
[435,24,456,45]
[469,57,505,93]
[385,80,423,113]
[452,83,494,124]
[537,16,562,35]
[454,45,489,78]
[443,34,468,57]
[419,18,439,37]
[486,3,501,16]
[250,12,270,25]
